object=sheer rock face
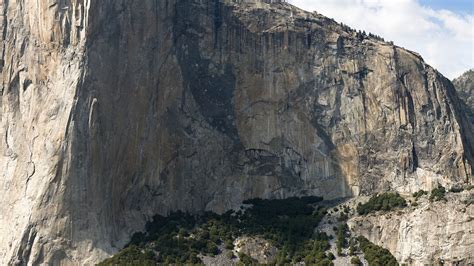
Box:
[0,0,472,264]
[348,192,474,265]
[453,69,474,125]
[0,0,90,264]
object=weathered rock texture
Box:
[453,69,474,125]
[349,192,474,265]
[0,0,472,264]
[235,236,278,264]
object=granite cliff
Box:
[348,191,474,265]
[453,69,474,125]
[0,0,472,264]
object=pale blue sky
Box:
[419,0,473,15]
[290,0,474,79]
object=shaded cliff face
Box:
[453,69,474,125]
[0,0,472,264]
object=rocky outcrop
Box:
[1,0,472,264]
[454,69,474,109]
[348,192,474,265]
[234,236,278,264]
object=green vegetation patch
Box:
[429,186,446,202]
[356,236,398,266]
[351,256,362,265]
[237,252,257,265]
[97,245,157,266]
[99,196,332,265]
[412,190,427,201]
[336,223,349,255]
[357,193,407,215]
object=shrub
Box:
[206,242,219,256]
[351,256,362,265]
[449,186,464,193]
[357,193,407,215]
[327,252,335,260]
[412,190,427,201]
[227,251,235,259]
[338,213,348,222]
[430,186,446,202]
[238,252,257,265]
[224,239,234,249]
[343,205,351,214]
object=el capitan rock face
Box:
[0,0,472,264]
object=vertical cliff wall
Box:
[1,0,472,264]
[453,69,474,125]
[0,0,90,264]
